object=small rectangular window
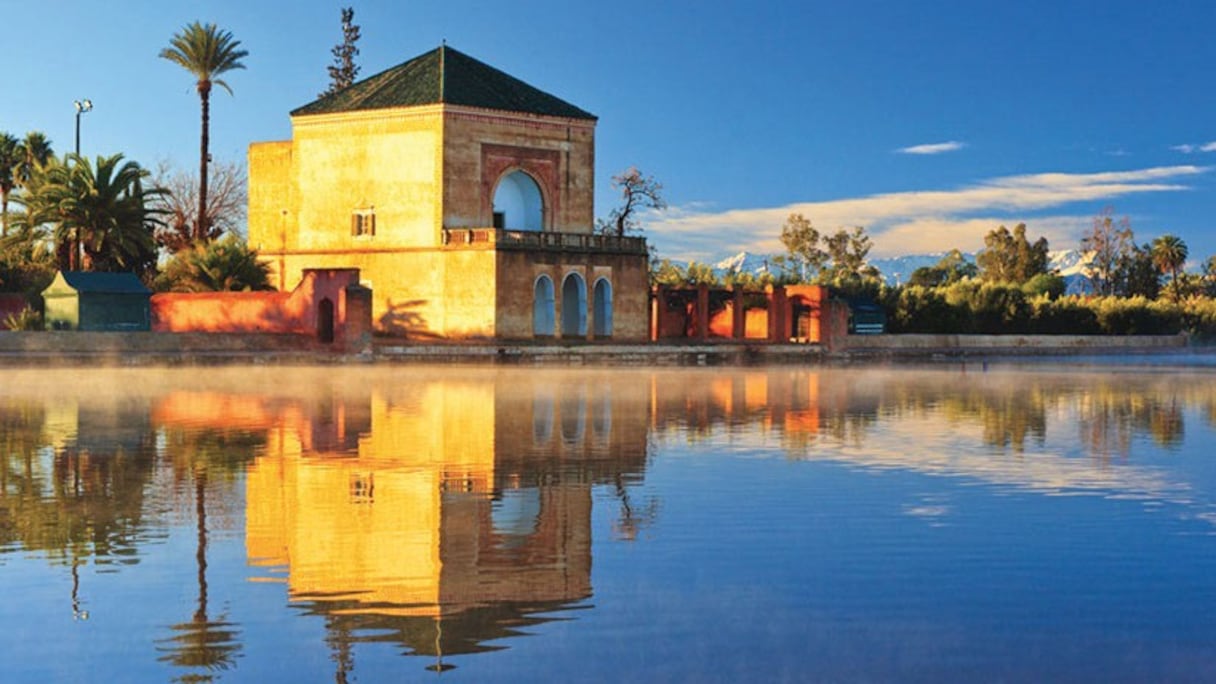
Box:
[351,209,376,237]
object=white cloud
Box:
[1171,142,1216,154]
[643,165,1205,260]
[896,140,966,155]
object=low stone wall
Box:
[0,331,318,352]
[152,292,302,334]
[842,333,1188,353]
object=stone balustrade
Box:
[442,228,647,255]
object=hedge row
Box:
[882,282,1216,337]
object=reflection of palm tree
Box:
[324,615,355,683]
[156,466,242,681]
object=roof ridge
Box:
[290,44,595,120]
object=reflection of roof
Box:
[291,45,596,120]
[50,271,150,295]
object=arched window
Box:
[593,278,613,337]
[533,275,556,337]
[492,170,544,231]
[561,272,587,338]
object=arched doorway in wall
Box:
[592,278,613,337]
[492,170,544,231]
[788,295,820,342]
[533,275,556,337]
[560,272,587,338]
[317,298,335,344]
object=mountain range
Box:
[707,250,1094,293]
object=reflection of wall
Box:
[242,374,658,634]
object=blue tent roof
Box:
[56,271,150,295]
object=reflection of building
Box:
[248,45,649,340]
[234,372,650,668]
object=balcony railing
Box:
[441,228,647,255]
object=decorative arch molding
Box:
[481,144,561,230]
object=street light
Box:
[73,99,92,156]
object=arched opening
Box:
[492,170,544,231]
[533,275,556,337]
[560,386,587,444]
[317,298,335,344]
[788,296,819,342]
[593,278,613,337]
[560,272,587,338]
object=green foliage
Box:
[155,235,274,292]
[1121,244,1161,300]
[649,257,686,287]
[1150,233,1188,299]
[0,223,57,294]
[15,153,162,277]
[976,223,1050,284]
[1021,272,1066,300]
[882,278,1209,337]
[908,249,976,287]
[779,213,825,281]
[321,7,361,97]
[2,306,42,331]
[684,261,720,286]
[0,132,20,236]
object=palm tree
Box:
[0,133,21,237]
[159,22,248,243]
[1150,234,1188,298]
[18,132,53,186]
[16,153,163,274]
[154,234,273,292]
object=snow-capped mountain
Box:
[708,249,1094,291]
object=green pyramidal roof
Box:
[291,45,596,120]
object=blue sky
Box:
[3,0,1215,263]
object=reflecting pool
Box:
[3,364,1216,682]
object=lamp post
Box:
[73,99,92,156]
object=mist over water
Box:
[2,364,1216,682]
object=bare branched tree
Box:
[597,166,665,237]
[152,160,247,253]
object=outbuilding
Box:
[42,271,152,331]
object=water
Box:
[2,364,1216,682]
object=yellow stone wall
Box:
[244,378,596,616]
[248,100,652,340]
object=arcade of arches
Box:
[532,273,615,339]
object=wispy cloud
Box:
[896,140,966,155]
[1172,142,1216,154]
[643,165,1206,261]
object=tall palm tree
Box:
[159,22,248,243]
[1150,233,1188,297]
[0,133,21,237]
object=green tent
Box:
[42,272,151,331]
